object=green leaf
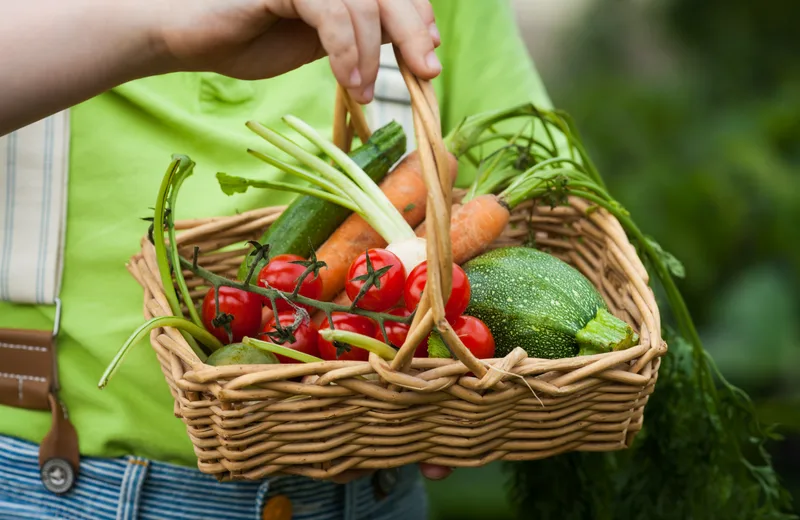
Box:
[216,172,253,195]
[645,236,686,278]
[427,332,453,359]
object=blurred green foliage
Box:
[548,0,800,399]
[428,0,800,517]
[547,0,800,512]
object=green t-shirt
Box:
[0,0,552,467]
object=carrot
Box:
[420,194,511,265]
[314,150,459,302]
[414,203,461,237]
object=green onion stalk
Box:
[231,115,428,274]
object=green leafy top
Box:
[443,103,796,519]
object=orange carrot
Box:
[315,150,459,302]
[413,203,461,237]
[420,194,511,265]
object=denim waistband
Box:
[0,434,427,520]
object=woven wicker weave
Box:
[127,49,666,481]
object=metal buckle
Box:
[51,297,61,393]
[52,297,62,338]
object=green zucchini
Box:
[462,247,638,359]
[206,342,279,366]
[237,121,406,280]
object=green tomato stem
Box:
[178,256,412,326]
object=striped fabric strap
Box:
[0,111,70,305]
[366,45,416,150]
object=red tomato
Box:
[201,286,262,344]
[345,249,406,312]
[452,315,495,359]
[373,308,430,357]
[261,311,319,364]
[415,333,431,358]
[403,262,471,320]
[318,312,378,361]
[375,308,410,348]
[257,254,322,311]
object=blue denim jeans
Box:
[0,435,428,520]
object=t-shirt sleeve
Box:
[432,0,554,133]
[430,0,555,186]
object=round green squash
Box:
[462,247,638,359]
[206,342,279,366]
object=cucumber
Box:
[462,247,638,359]
[237,121,406,280]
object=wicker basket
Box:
[127,50,667,481]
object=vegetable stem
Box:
[576,308,639,356]
[317,329,397,361]
[216,172,358,212]
[246,119,415,244]
[152,156,206,358]
[283,115,402,230]
[243,337,325,364]
[167,159,204,330]
[178,255,413,326]
[98,316,222,389]
[568,189,715,397]
[245,148,350,198]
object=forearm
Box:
[0,0,169,135]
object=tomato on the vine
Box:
[452,315,495,359]
[317,312,378,361]
[260,310,319,364]
[373,308,430,357]
[257,254,322,311]
[201,286,262,344]
[403,262,471,320]
[374,308,410,348]
[345,248,406,312]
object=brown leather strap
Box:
[0,328,53,410]
[40,393,80,472]
[0,326,80,492]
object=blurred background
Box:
[426,0,800,518]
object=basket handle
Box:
[329,48,489,379]
[383,47,489,379]
[333,85,372,153]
